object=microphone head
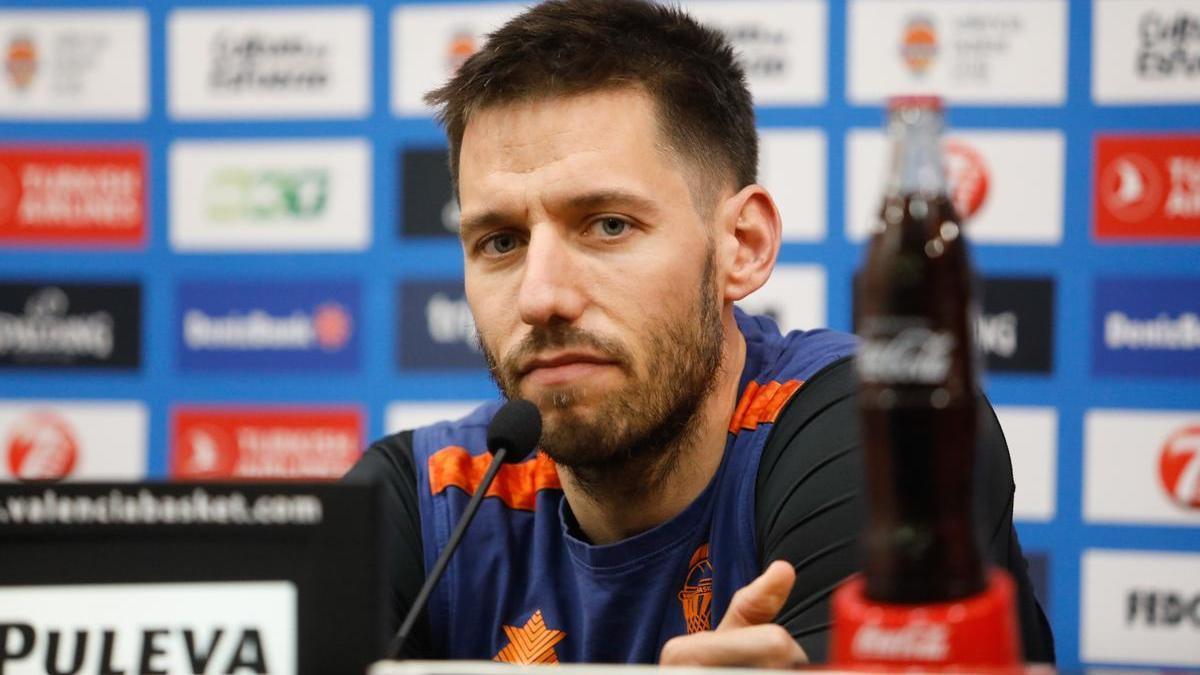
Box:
[486,399,542,463]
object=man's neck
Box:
[559,319,747,546]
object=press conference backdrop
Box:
[0,0,1196,669]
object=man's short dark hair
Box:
[424,0,758,209]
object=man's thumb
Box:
[716,560,796,630]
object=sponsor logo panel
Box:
[391,3,525,116]
[176,280,359,373]
[759,129,826,242]
[683,0,826,106]
[995,406,1057,522]
[385,401,486,435]
[846,130,1063,244]
[400,147,457,238]
[1093,0,1200,104]
[1081,549,1200,666]
[979,277,1055,374]
[0,582,295,675]
[0,146,145,247]
[169,139,371,252]
[398,280,484,370]
[736,265,826,333]
[847,0,1067,105]
[0,400,147,482]
[171,406,362,480]
[1095,135,1200,241]
[1092,277,1200,379]
[1085,409,1200,527]
[0,282,139,369]
[0,10,147,119]
[168,7,370,119]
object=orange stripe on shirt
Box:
[728,379,803,434]
[428,445,561,511]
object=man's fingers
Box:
[659,623,808,669]
[716,559,796,630]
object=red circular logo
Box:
[6,411,79,481]
[1100,153,1163,224]
[944,140,990,221]
[1159,426,1200,510]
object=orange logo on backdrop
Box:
[900,16,938,76]
[5,35,36,90]
[494,610,566,665]
[679,544,714,634]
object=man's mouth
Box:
[518,352,620,387]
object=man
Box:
[346,0,1054,665]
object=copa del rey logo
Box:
[1159,425,1200,510]
[171,407,361,479]
[1096,135,1200,239]
[5,410,79,480]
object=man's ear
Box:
[718,184,781,303]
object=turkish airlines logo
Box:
[0,146,145,246]
[172,408,362,480]
[1095,135,1200,240]
[5,410,79,481]
[1101,153,1164,223]
[944,139,990,221]
[1159,425,1200,510]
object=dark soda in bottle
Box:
[854,96,986,604]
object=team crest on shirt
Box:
[678,543,714,633]
[493,609,566,665]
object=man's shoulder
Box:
[737,309,858,385]
[398,400,504,460]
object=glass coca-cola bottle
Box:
[854,96,986,604]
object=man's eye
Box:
[482,233,519,255]
[594,217,629,237]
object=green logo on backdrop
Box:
[205,168,329,222]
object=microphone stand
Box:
[386,446,510,659]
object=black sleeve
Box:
[342,431,434,659]
[755,357,1055,664]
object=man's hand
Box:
[659,560,809,668]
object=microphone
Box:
[386,399,542,660]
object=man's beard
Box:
[480,250,724,497]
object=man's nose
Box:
[517,228,586,327]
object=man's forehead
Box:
[460,88,662,161]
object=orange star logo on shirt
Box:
[493,610,566,665]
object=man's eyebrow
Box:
[459,210,516,241]
[563,189,658,215]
